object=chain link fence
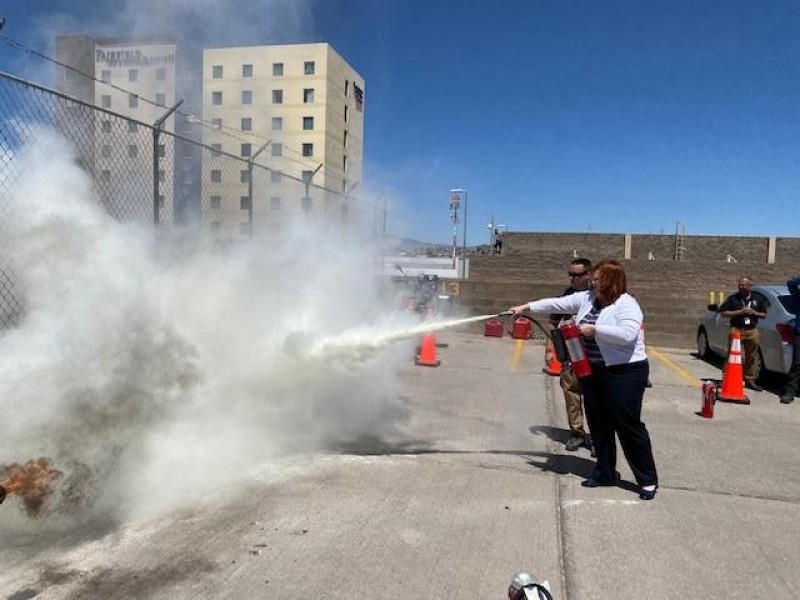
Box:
[1,70,378,330]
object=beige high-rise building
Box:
[55,35,178,224]
[201,43,365,236]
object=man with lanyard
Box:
[720,276,767,391]
[549,258,593,453]
[779,275,800,404]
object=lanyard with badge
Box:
[743,298,754,326]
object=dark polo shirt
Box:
[719,293,767,330]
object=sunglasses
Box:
[568,271,587,277]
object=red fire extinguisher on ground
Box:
[558,320,592,377]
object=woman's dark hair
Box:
[593,259,627,305]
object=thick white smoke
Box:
[0,130,415,525]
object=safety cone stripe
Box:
[542,339,561,376]
[718,331,750,404]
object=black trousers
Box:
[783,337,800,397]
[581,360,658,487]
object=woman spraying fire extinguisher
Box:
[509,259,658,501]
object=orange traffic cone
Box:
[415,332,441,367]
[542,339,562,376]
[718,330,750,404]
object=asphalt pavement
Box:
[1,332,799,599]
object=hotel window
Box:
[240,117,252,131]
[242,64,253,78]
[128,69,138,82]
[303,116,314,130]
[100,120,111,133]
[270,170,282,183]
[101,145,111,158]
[155,93,166,107]
[211,170,222,183]
[129,94,138,108]
[272,62,283,76]
[271,117,283,131]
[271,143,282,157]
[211,143,222,157]
[212,65,223,79]
[158,169,165,182]
[302,143,313,157]
[158,195,165,208]
[128,121,138,133]
[210,195,221,209]
[302,170,313,184]
[158,144,166,157]
[127,144,138,158]
[240,170,250,183]
[241,143,251,157]
[303,88,314,103]
[343,130,348,147]
[242,90,253,105]
[101,170,111,181]
[343,155,348,172]
[240,196,251,210]
[101,70,111,83]
[212,91,222,105]
[304,61,315,75]
[212,118,222,129]
[270,196,281,210]
[344,80,349,96]
[156,67,166,81]
[272,89,283,104]
[101,95,111,108]
[344,105,348,122]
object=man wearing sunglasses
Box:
[549,258,594,453]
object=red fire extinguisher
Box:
[558,320,592,377]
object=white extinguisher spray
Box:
[558,320,592,377]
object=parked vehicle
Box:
[696,284,797,378]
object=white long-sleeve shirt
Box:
[528,291,647,366]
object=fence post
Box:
[152,101,182,226]
[247,140,272,237]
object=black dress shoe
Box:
[639,485,658,501]
[745,381,763,392]
[581,476,617,488]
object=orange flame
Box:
[0,458,63,517]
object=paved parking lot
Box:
[1,332,799,599]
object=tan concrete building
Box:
[201,43,365,236]
[55,35,178,224]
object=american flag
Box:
[354,83,364,112]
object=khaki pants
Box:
[560,368,585,435]
[728,327,760,381]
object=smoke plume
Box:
[0,129,413,525]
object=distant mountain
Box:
[388,237,431,251]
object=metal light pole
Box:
[449,189,461,268]
[450,188,467,278]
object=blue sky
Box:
[2,0,800,243]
